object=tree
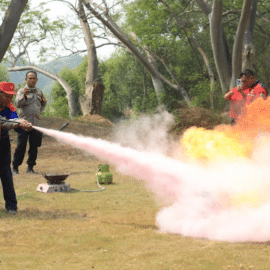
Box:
[43,0,121,115]
[5,0,100,118]
[0,0,28,62]
[77,0,99,115]
[158,0,216,109]
[195,0,254,93]
[242,0,258,70]
[3,1,67,66]
[82,0,191,106]
[121,0,220,109]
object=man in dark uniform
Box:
[0,82,32,214]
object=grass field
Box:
[0,122,269,269]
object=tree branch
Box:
[0,0,29,62]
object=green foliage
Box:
[190,78,212,108]
[0,64,10,82]
[99,50,162,119]
[121,0,218,111]
[48,67,82,118]
[73,56,88,96]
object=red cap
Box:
[0,82,16,95]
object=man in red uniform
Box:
[0,82,32,214]
[224,69,267,124]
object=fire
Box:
[180,98,270,208]
[181,127,249,163]
[181,98,270,164]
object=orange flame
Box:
[181,98,270,164]
[180,98,270,208]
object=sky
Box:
[32,0,116,61]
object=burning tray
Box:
[42,173,70,184]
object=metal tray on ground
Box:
[42,173,70,184]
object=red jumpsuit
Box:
[227,83,267,120]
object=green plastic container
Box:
[96,164,113,184]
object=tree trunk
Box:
[142,68,147,112]
[0,0,28,62]
[8,66,77,118]
[78,0,99,115]
[209,0,231,94]
[194,0,212,15]
[230,0,252,89]
[242,0,258,71]
[144,50,165,104]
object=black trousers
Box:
[13,129,42,168]
[0,137,17,211]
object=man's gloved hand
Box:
[18,119,32,131]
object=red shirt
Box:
[8,102,16,112]
[227,83,267,119]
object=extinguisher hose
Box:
[71,168,106,192]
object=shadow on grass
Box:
[70,170,93,175]
[243,241,270,245]
[0,208,89,220]
[101,220,158,230]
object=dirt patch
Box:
[77,114,114,126]
[170,107,230,135]
[40,116,113,139]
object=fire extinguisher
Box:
[96,164,113,184]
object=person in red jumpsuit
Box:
[224,69,267,124]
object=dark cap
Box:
[240,69,254,78]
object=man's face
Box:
[0,91,13,107]
[25,72,38,88]
[241,74,256,88]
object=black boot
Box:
[27,166,37,174]
[12,166,19,175]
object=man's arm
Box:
[224,89,235,101]
[224,86,247,101]
[14,88,28,108]
[0,116,32,131]
[0,115,20,129]
[40,94,47,113]
[36,89,47,113]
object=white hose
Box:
[71,168,106,192]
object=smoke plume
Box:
[35,99,270,242]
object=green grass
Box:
[0,139,270,269]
